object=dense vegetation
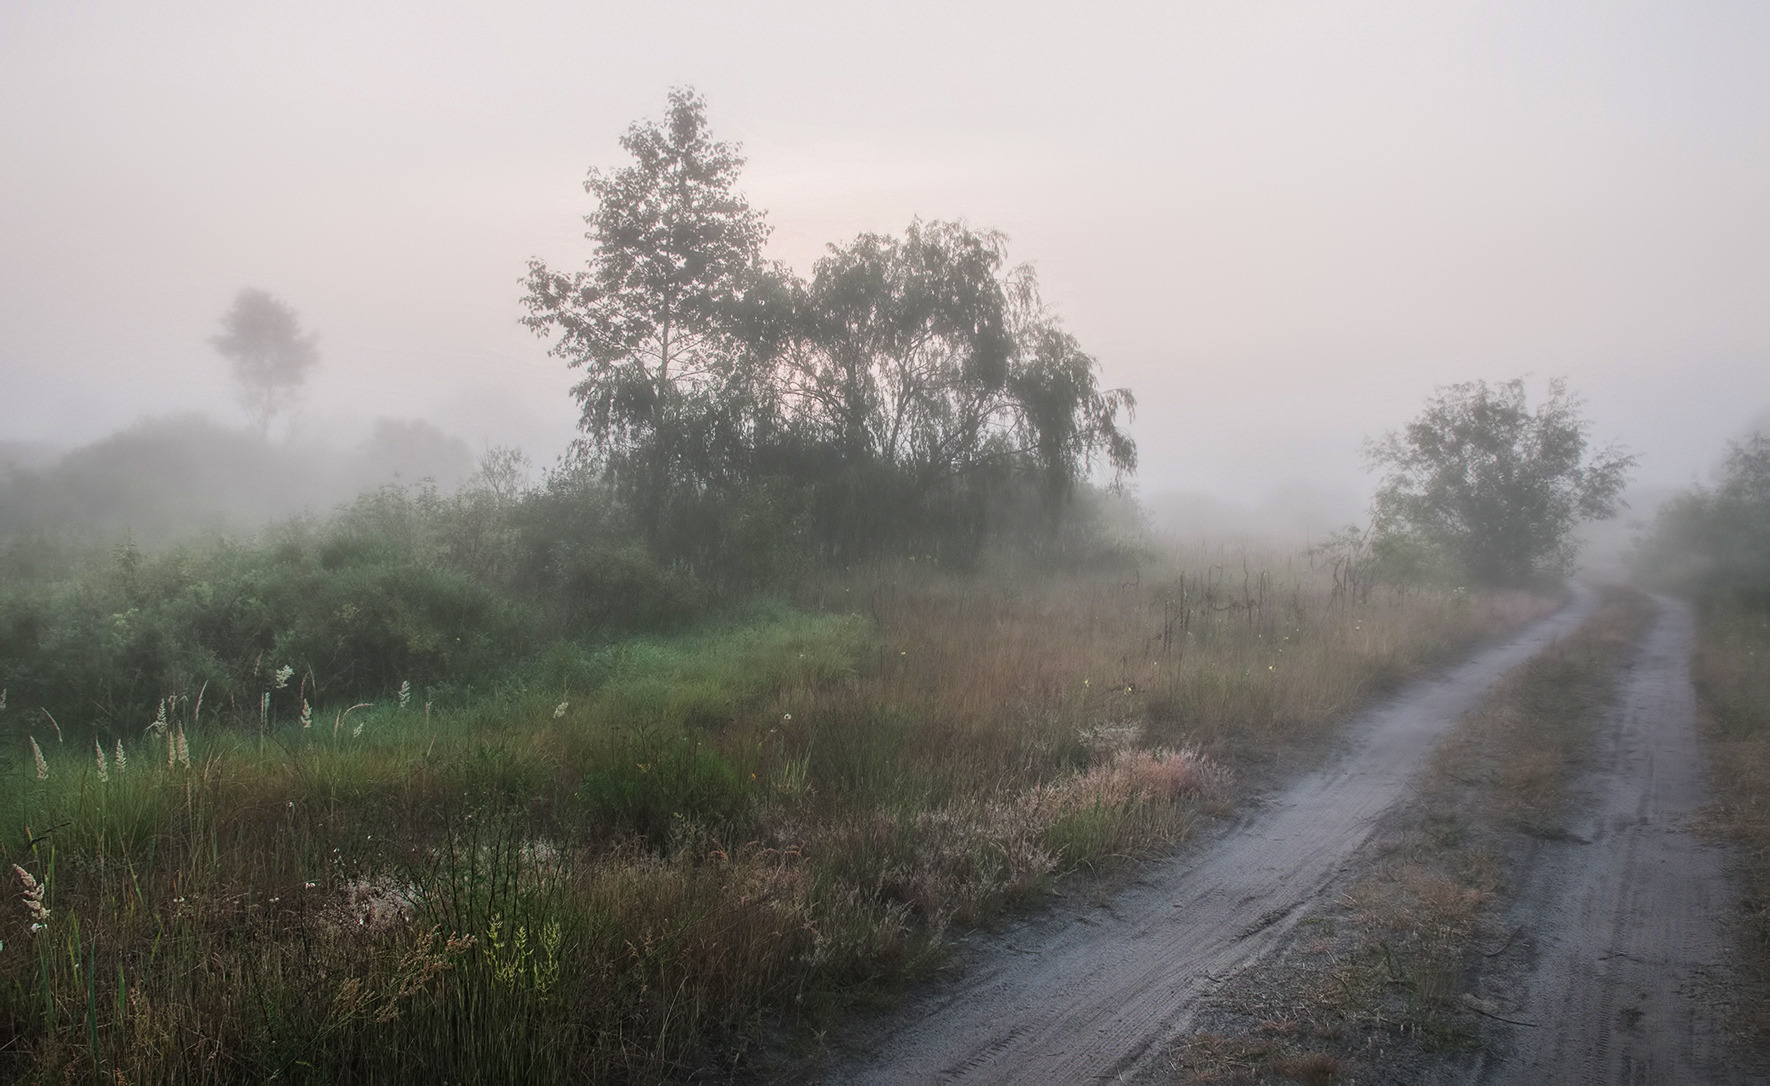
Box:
[520,89,1135,568]
[0,506,1545,1081]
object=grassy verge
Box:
[1173,588,1652,1084]
[1693,599,1770,1039]
[0,550,1550,1083]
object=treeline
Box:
[1634,433,1770,606]
[520,90,1135,568]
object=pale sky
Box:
[4,0,1768,510]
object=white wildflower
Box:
[273,665,294,690]
[398,681,411,710]
[299,699,312,729]
[29,737,47,781]
[175,727,190,769]
[113,740,127,774]
[553,700,569,719]
[94,740,108,783]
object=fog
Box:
[4,1,1768,529]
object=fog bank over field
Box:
[5,3,1769,510]
[0,414,482,547]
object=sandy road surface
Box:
[1473,595,1757,1085]
[826,591,1600,1085]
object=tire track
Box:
[825,590,1599,1085]
[1474,595,1757,1085]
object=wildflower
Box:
[398,681,411,710]
[151,698,167,735]
[553,700,569,719]
[113,740,126,774]
[94,740,109,783]
[352,718,365,738]
[175,727,190,769]
[29,737,47,781]
[273,664,294,690]
[13,864,49,923]
[299,700,312,729]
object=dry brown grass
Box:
[0,545,1560,1084]
[1693,601,1770,1038]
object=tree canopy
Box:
[522,89,1135,564]
[1368,378,1633,585]
[210,288,320,437]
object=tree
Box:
[210,289,320,437]
[522,91,1137,565]
[1635,432,1770,603]
[520,87,774,538]
[1368,377,1634,585]
[782,220,1135,548]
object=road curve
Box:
[826,590,1600,1085]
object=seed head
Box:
[13,864,49,923]
[29,737,47,780]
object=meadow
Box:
[0,529,1549,1083]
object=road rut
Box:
[1474,595,1757,1085]
[827,591,1600,1085]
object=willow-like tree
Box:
[783,220,1135,547]
[1369,377,1634,585]
[210,289,319,438]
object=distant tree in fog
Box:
[1368,378,1634,585]
[210,288,320,437]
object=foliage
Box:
[210,289,321,437]
[1634,432,1770,606]
[1368,378,1634,585]
[522,88,1136,565]
[782,220,1136,554]
[520,87,776,542]
[0,471,703,743]
[0,548,1545,1083]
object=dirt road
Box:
[1471,595,1756,1085]
[826,591,1601,1085]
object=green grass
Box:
[0,555,1548,1083]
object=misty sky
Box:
[4,1,1768,512]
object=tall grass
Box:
[0,548,1549,1082]
[1693,599,1770,1035]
